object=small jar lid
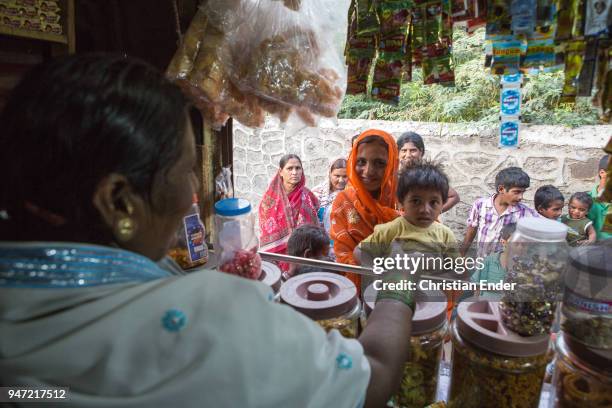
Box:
[259,261,281,293]
[280,272,358,320]
[457,298,549,357]
[214,198,251,216]
[515,217,567,242]
[364,285,447,336]
[568,242,612,278]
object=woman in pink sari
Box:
[259,154,319,270]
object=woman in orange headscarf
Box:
[330,129,400,290]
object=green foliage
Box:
[338,28,601,127]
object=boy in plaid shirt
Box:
[461,167,539,258]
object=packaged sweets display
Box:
[500,218,568,336]
[363,287,447,408]
[491,39,523,74]
[500,87,521,115]
[550,334,612,407]
[562,242,612,350]
[448,299,550,408]
[510,0,537,36]
[281,272,361,338]
[214,198,262,280]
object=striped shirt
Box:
[467,194,539,257]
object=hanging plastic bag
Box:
[205,0,347,128]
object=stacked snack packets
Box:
[344,0,611,122]
[499,72,522,148]
[346,0,455,104]
[0,0,62,35]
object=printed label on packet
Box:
[500,88,521,115]
[183,214,207,263]
[499,117,520,148]
[501,73,522,86]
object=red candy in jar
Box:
[219,248,262,280]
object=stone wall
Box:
[233,118,611,238]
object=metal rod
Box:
[258,251,466,283]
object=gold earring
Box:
[116,217,135,241]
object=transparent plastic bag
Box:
[167,0,347,129]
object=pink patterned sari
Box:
[259,173,319,266]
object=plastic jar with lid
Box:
[281,272,360,338]
[562,242,612,350]
[549,333,612,408]
[363,285,447,408]
[214,198,262,280]
[500,217,568,336]
[448,299,550,408]
[259,261,282,302]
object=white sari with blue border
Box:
[0,242,369,407]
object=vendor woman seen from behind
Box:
[0,54,416,408]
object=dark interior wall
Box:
[75,0,199,71]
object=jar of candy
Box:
[500,217,568,336]
[448,299,550,408]
[214,198,261,280]
[259,261,282,302]
[550,333,612,407]
[363,286,447,408]
[281,272,360,338]
[562,242,612,350]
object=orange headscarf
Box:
[346,129,399,225]
[330,129,400,291]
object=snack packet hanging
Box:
[372,57,404,103]
[560,40,586,103]
[571,0,587,38]
[511,0,536,36]
[485,0,513,39]
[346,0,378,95]
[522,26,556,68]
[584,0,611,36]
[499,116,520,148]
[423,54,456,84]
[491,39,523,74]
[556,0,574,41]
[577,38,598,96]
[500,87,522,115]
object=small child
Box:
[561,192,596,246]
[285,224,333,279]
[356,160,457,266]
[469,223,516,299]
[534,185,565,220]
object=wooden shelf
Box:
[0,25,66,44]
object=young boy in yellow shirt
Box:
[355,160,458,270]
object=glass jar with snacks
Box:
[448,299,550,408]
[549,333,612,408]
[281,272,360,338]
[500,217,568,336]
[363,285,447,408]
[562,242,612,350]
[214,198,262,280]
[259,261,282,302]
